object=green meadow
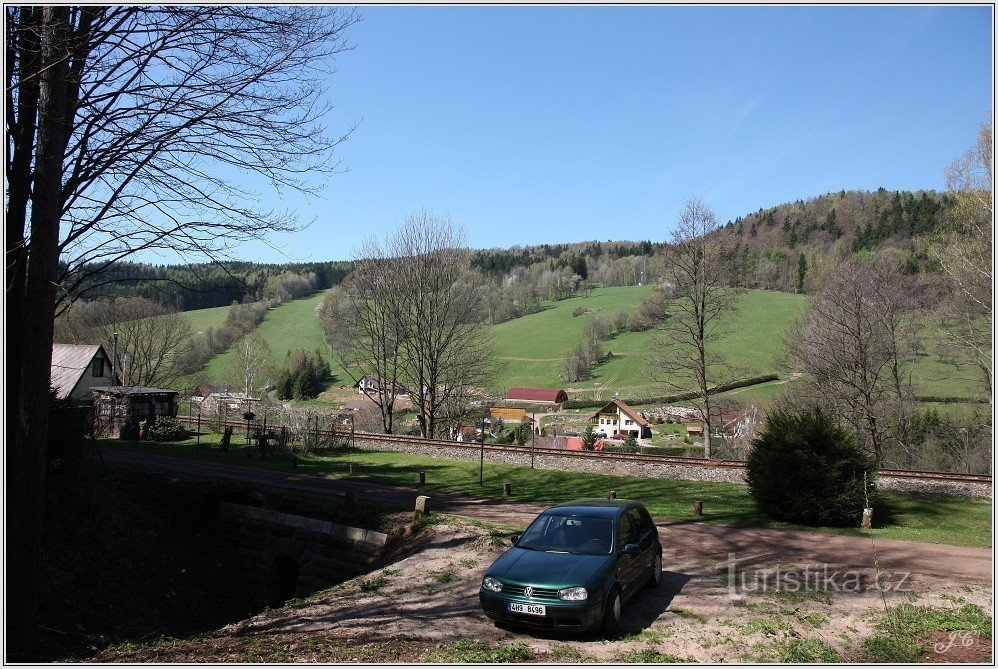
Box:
[177,285,985,409]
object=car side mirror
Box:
[622,543,640,557]
[510,534,520,545]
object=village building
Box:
[590,399,652,439]
[192,384,260,415]
[50,343,119,405]
[504,387,568,409]
[92,386,180,439]
[355,375,405,396]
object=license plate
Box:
[508,602,546,616]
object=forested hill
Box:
[62,260,352,311]
[66,188,954,310]
[716,188,954,292]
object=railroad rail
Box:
[173,416,992,485]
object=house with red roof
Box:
[505,387,568,407]
[590,399,652,439]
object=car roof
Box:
[544,498,642,519]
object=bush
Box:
[147,417,188,442]
[602,441,639,454]
[277,349,331,400]
[746,408,876,527]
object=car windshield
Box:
[517,514,614,555]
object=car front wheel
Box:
[600,586,622,638]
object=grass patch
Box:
[109,437,991,548]
[770,637,840,662]
[424,639,533,663]
[547,643,593,662]
[359,575,387,592]
[862,603,992,662]
[670,607,707,623]
[616,648,689,663]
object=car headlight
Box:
[482,576,503,593]
[558,587,588,601]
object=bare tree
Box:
[786,256,919,466]
[390,211,496,439]
[5,7,355,655]
[230,333,273,398]
[58,296,194,387]
[651,197,738,459]
[324,247,408,434]
[932,116,993,401]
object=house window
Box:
[92,357,105,377]
[154,401,171,416]
[133,402,149,417]
[625,419,632,425]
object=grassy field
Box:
[113,437,991,548]
[491,286,807,402]
[179,285,987,410]
[181,303,233,335]
[199,291,346,386]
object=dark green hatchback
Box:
[479,499,662,636]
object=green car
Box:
[479,499,662,636]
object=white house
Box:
[590,399,652,439]
[50,343,119,404]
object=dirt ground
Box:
[205,517,992,663]
[94,451,993,663]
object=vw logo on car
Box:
[479,498,663,637]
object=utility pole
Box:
[111,331,118,383]
[531,412,536,468]
[479,414,485,485]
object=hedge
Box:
[563,374,780,410]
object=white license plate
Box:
[508,602,546,616]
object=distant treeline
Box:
[61,260,352,311]
[68,189,958,314]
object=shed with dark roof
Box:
[91,386,179,439]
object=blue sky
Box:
[212,5,993,264]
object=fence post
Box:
[418,472,425,485]
[609,490,616,500]
[694,500,704,517]
[503,482,511,496]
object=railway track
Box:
[175,416,992,485]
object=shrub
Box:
[746,408,876,527]
[277,349,331,400]
[147,417,188,442]
[581,425,597,451]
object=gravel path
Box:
[101,447,991,583]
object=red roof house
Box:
[505,387,568,405]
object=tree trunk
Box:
[7,7,69,658]
[4,5,41,467]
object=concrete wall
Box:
[352,436,991,497]
[219,502,395,606]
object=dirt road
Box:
[101,447,991,583]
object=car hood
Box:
[488,547,614,589]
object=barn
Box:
[505,387,568,406]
